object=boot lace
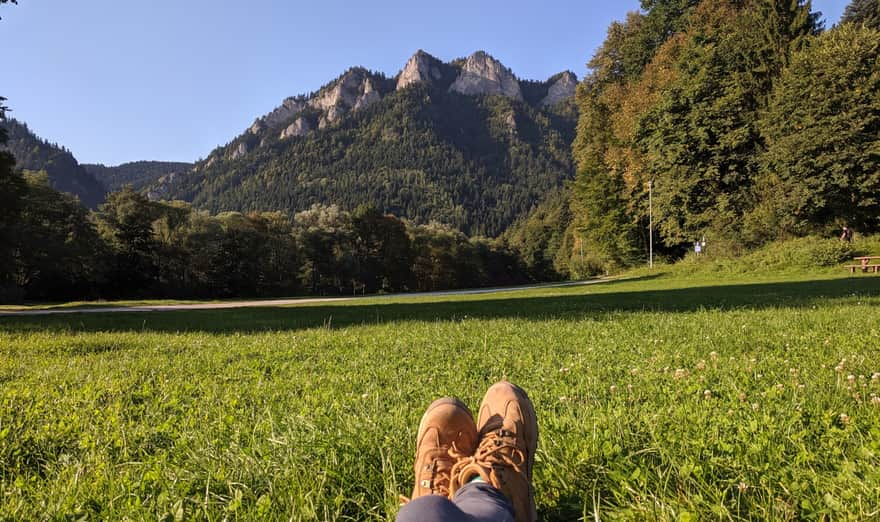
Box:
[449,428,525,495]
[399,441,472,504]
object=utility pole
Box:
[648,179,653,269]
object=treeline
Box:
[0,175,533,302]
[562,0,880,273]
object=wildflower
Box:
[674,369,689,380]
[789,368,799,377]
[361,393,369,399]
[852,393,862,401]
[609,385,618,394]
[696,360,707,371]
[751,403,760,411]
[627,384,633,393]
[738,482,749,493]
[797,384,805,390]
[703,389,712,399]
[839,413,851,426]
[737,393,747,402]
[872,373,879,382]
[629,368,639,376]
[871,395,880,406]
[709,351,718,362]
[776,383,784,391]
[559,367,570,373]
[559,396,568,402]
[847,374,856,384]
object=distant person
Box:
[694,241,702,256]
[840,226,853,242]
[396,381,538,522]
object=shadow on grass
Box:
[1,277,878,334]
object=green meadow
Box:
[2,269,880,520]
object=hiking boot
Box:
[409,397,479,500]
[449,381,538,522]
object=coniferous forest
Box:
[2,0,879,302]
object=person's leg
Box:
[396,494,469,522]
[395,482,514,522]
[451,481,516,522]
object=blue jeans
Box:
[396,482,515,522]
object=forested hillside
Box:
[561,0,880,274]
[84,161,193,192]
[0,118,106,208]
[155,51,578,237]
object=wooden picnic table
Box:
[846,256,880,274]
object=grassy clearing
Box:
[1,271,880,520]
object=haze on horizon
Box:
[0,0,849,166]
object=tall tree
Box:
[95,187,161,294]
[11,172,107,300]
[842,0,880,29]
[755,23,880,234]
[0,98,27,298]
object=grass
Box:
[1,269,880,520]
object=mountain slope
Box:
[154,51,578,236]
[84,161,193,192]
[1,119,106,208]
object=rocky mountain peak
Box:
[449,51,523,101]
[540,71,578,108]
[396,50,444,90]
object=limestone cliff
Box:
[540,71,578,108]
[396,50,444,90]
[449,51,523,100]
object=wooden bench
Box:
[847,256,880,274]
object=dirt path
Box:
[0,280,609,317]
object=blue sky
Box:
[0,0,850,165]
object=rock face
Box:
[280,117,312,139]
[396,50,444,90]
[309,69,378,113]
[231,142,249,160]
[261,98,307,128]
[450,51,523,101]
[540,71,578,108]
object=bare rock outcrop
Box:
[540,71,578,108]
[449,51,523,101]
[231,142,249,160]
[396,50,444,90]
[280,116,312,139]
[261,98,307,128]
[353,78,381,110]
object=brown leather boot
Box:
[409,397,479,500]
[449,381,538,522]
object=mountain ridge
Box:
[0,118,106,208]
[151,50,579,236]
